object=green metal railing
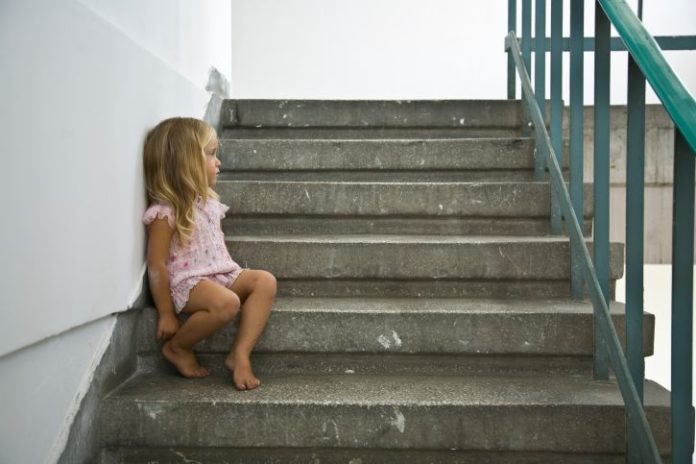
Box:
[506,0,696,462]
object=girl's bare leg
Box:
[226,270,277,390]
[163,279,240,378]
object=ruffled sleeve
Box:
[211,199,229,220]
[143,203,175,228]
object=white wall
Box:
[230,0,696,103]
[0,317,116,464]
[0,1,231,462]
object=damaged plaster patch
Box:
[377,334,391,349]
[170,449,203,464]
[139,402,167,420]
[391,330,402,347]
[378,331,402,349]
[321,419,340,443]
[389,407,406,433]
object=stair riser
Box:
[222,100,538,129]
[228,240,623,280]
[223,171,562,182]
[224,127,528,139]
[102,448,657,464]
[100,401,669,453]
[217,182,592,218]
[219,138,570,173]
[137,353,594,377]
[219,138,537,171]
[224,217,591,237]
[136,308,653,357]
[271,279,615,299]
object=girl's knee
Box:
[211,292,240,323]
[257,271,277,297]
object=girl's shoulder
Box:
[143,202,175,228]
[203,197,230,220]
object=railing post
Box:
[522,0,532,108]
[534,0,546,179]
[625,52,646,464]
[507,30,664,461]
[593,1,611,381]
[549,0,563,234]
[508,0,517,99]
[671,128,696,463]
[569,0,584,298]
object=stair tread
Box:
[220,136,534,142]
[252,297,626,314]
[218,177,552,184]
[134,297,652,359]
[107,371,669,408]
[226,234,602,243]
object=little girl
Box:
[142,117,276,391]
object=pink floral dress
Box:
[143,197,246,313]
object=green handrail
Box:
[505,30,663,463]
[598,0,696,153]
[507,0,696,460]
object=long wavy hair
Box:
[143,117,219,245]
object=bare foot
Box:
[224,355,261,391]
[162,341,209,378]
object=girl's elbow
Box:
[147,263,169,285]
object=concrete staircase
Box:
[99,100,670,463]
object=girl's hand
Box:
[157,313,180,341]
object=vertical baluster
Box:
[534,0,546,179]
[522,0,532,111]
[569,0,584,298]
[671,128,695,464]
[508,0,517,99]
[625,42,646,464]
[593,0,610,381]
[549,0,563,234]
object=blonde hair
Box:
[143,117,219,245]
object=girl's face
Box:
[204,137,221,187]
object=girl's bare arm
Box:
[147,218,179,340]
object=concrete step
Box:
[135,298,654,376]
[219,137,567,173]
[101,447,664,464]
[223,127,527,139]
[138,352,595,378]
[217,180,590,219]
[219,137,571,182]
[99,373,669,454]
[218,180,589,235]
[227,235,621,297]
[221,99,548,129]
[223,170,565,181]
[226,235,622,297]
[224,216,590,237]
